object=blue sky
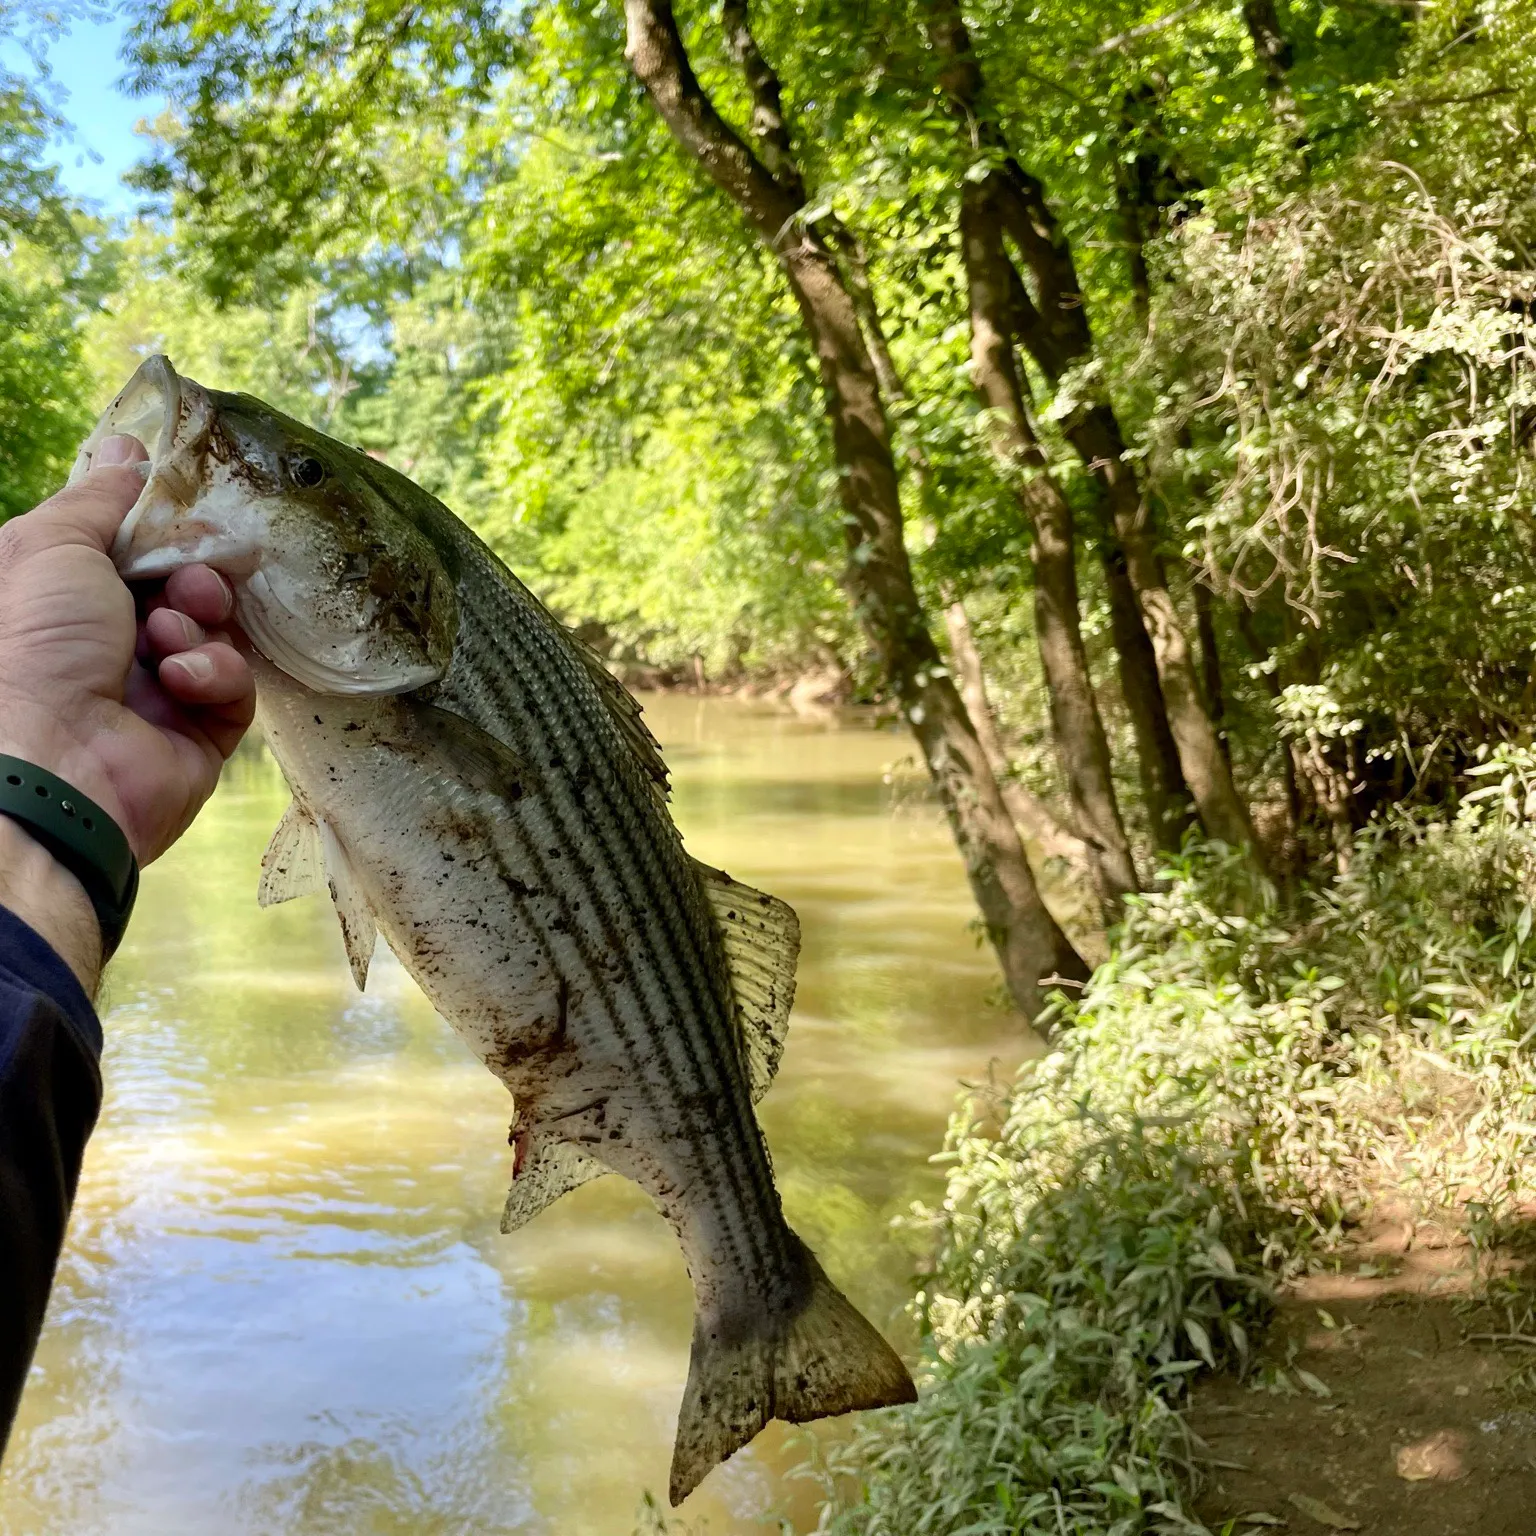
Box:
[10,7,165,215]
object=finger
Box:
[158,641,257,761]
[163,565,235,627]
[159,641,251,705]
[18,435,150,555]
[144,606,206,657]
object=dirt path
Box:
[1188,1217,1536,1534]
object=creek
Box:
[2,694,1039,1535]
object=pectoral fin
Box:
[319,822,377,992]
[692,860,800,1102]
[387,702,532,804]
[500,1136,607,1233]
[258,799,326,907]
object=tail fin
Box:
[668,1233,917,1506]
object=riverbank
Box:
[784,748,1536,1536]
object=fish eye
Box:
[290,455,326,489]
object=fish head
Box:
[76,355,458,697]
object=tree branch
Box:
[623,0,803,246]
[719,0,805,200]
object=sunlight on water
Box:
[0,694,1047,1535]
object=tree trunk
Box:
[830,217,1092,876]
[958,178,1138,908]
[1192,574,1230,762]
[1066,404,1259,852]
[624,0,1088,1016]
[922,0,1249,860]
[1099,537,1193,853]
[943,599,1094,870]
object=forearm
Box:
[0,902,105,1455]
[0,817,103,998]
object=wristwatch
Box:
[0,755,140,960]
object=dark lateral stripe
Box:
[462,663,776,1291]
[449,634,778,1289]
[453,560,790,1285]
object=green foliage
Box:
[1144,0,1536,790]
[0,10,98,522]
[0,249,93,522]
[818,775,1536,1532]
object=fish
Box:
[74,355,916,1503]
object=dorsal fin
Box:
[692,859,800,1102]
[570,635,670,811]
[258,799,326,907]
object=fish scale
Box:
[431,664,781,1290]
[80,353,917,1506]
[442,558,786,1270]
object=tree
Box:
[954,169,1138,906]
[623,0,1087,1014]
[923,0,1259,862]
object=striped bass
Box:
[75,356,915,1504]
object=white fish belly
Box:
[253,673,669,1149]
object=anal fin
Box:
[500,1137,607,1233]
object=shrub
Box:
[815,762,1536,1535]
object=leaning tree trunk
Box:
[926,0,1259,862]
[1099,538,1194,853]
[959,178,1138,908]
[624,0,1088,1016]
[829,215,1093,879]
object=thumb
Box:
[24,435,151,555]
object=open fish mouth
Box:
[71,354,264,581]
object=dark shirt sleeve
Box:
[0,904,103,1455]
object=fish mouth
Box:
[73,355,264,581]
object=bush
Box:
[814,762,1536,1535]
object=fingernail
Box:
[167,651,214,683]
[95,434,144,468]
[211,570,235,619]
[175,611,203,646]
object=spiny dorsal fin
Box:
[258,799,326,907]
[319,821,377,993]
[693,859,800,1102]
[500,1139,607,1232]
[570,635,670,811]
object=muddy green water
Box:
[1,694,1039,1536]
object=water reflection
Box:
[1,694,1040,1535]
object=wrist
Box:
[0,814,103,997]
[0,700,124,831]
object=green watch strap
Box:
[0,755,139,960]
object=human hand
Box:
[0,434,256,869]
